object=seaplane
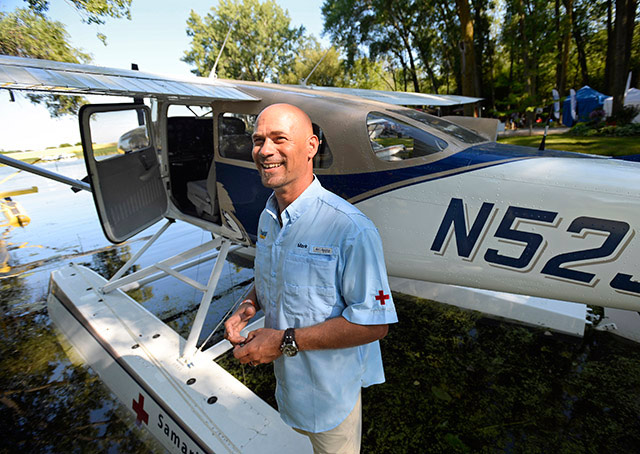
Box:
[2,54,640,453]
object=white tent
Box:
[603,87,640,122]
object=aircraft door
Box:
[79,103,167,243]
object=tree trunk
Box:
[390,9,421,93]
[555,0,562,94]
[605,0,614,90]
[455,0,479,115]
[557,0,573,97]
[611,0,638,116]
[396,51,408,92]
[515,0,536,130]
[407,48,421,93]
[472,0,486,99]
[571,11,590,86]
[425,64,440,94]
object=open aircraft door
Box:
[80,103,167,243]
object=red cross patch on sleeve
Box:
[375,290,389,305]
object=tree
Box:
[25,0,131,44]
[605,0,615,90]
[1,1,132,116]
[610,0,638,116]
[0,8,89,62]
[569,0,593,88]
[455,0,481,114]
[323,0,423,93]
[278,39,394,91]
[0,8,91,117]
[555,0,573,98]
[279,40,343,86]
[411,0,443,93]
[499,0,557,126]
[323,0,497,103]
[23,0,131,24]
[182,0,304,82]
[471,0,496,106]
[344,57,396,90]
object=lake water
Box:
[0,159,253,453]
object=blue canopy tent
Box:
[562,85,608,127]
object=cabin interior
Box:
[162,102,334,228]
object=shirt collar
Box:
[265,176,323,226]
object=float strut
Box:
[182,238,232,362]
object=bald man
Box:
[224,104,398,454]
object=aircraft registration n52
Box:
[2,54,640,453]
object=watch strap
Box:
[283,327,295,344]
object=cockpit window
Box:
[312,123,333,169]
[219,113,256,162]
[219,111,333,169]
[367,112,448,162]
[391,108,486,144]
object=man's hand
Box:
[232,328,283,365]
[224,303,257,345]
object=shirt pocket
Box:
[282,250,339,324]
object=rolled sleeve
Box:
[341,226,398,326]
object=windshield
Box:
[391,108,486,144]
[367,112,448,162]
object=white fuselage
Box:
[358,156,640,311]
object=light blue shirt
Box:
[254,177,398,433]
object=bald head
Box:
[256,103,314,137]
[252,103,319,210]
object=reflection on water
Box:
[0,160,253,452]
[81,246,155,305]
[0,273,155,452]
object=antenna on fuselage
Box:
[300,47,331,86]
[210,23,234,79]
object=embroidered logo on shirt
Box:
[297,243,308,249]
[311,246,333,255]
[259,229,267,240]
[375,290,390,305]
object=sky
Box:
[0,0,329,150]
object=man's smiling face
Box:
[251,104,318,204]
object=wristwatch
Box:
[280,328,298,357]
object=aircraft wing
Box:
[0,55,259,102]
[301,85,482,106]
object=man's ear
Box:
[307,134,319,161]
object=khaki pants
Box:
[294,393,362,454]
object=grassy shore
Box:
[498,134,640,156]
[1,143,118,164]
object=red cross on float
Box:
[132,392,149,427]
[375,290,389,305]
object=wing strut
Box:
[0,153,91,192]
[98,223,244,362]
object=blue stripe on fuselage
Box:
[319,142,590,200]
[217,143,589,240]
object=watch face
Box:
[282,344,298,357]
